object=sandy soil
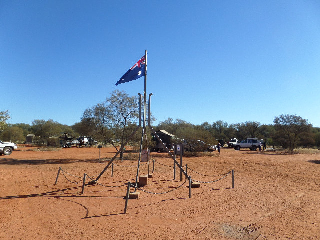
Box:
[1,146,320,239]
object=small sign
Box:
[175,144,183,155]
[176,145,181,152]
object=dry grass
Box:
[293,148,320,154]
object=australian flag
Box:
[116,55,146,86]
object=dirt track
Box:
[1,146,320,239]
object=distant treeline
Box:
[2,91,319,153]
[1,115,319,154]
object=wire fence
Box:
[133,179,187,195]
[59,168,82,184]
[55,160,234,215]
[56,162,234,188]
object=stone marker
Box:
[191,182,201,188]
[139,175,148,186]
[129,192,139,199]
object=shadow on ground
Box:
[308,160,320,164]
[0,158,106,165]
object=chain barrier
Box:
[192,171,232,184]
[58,168,126,188]
[60,168,82,184]
[153,159,231,185]
[112,161,148,168]
[85,174,125,188]
[133,179,187,195]
[57,165,233,195]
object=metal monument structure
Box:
[94,50,188,188]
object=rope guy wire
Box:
[85,174,125,188]
[94,125,141,182]
[57,168,129,190]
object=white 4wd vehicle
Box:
[0,141,17,155]
[234,138,261,151]
[228,138,239,148]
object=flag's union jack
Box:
[116,55,146,86]
[131,55,145,70]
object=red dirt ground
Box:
[1,146,320,239]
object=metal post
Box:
[180,148,183,181]
[135,127,145,191]
[148,93,152,127]
[232,170,235,188]
[111,163,114,177]
[189,176,192,198]
[143,50,147,130]
[173,154,176,180]
[185,164,188,179]
[152,158,155,173]
[54,167,61,185]
[81,173,87,194]
[138,93,142,127]
[124,182,131,214]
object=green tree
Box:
[72,121,91,137]
[31,119,67,145]
[256,124,275,147]
[211,120,230,143]
[156,118,177,135]
[234,121,261,140]
[11,123,32,137]
[224,124,237,142]
[80,103,113,142]
[0,125,25,143]
[0,110,10,133]
[273,114,312,153]
[314,131,320,148]
[157,119,216,152]
[80,90,140,157]
[312,127,320,148]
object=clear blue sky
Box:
[1,0,320,127]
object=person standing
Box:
[217,142,221,154]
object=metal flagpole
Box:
[94,51,149,183]
[134,50,148,190]
[143,50,147,130]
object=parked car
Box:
[0,140,17,155]
[208,145,217,151]
[228,138,239,148]
[234,138,261,151]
